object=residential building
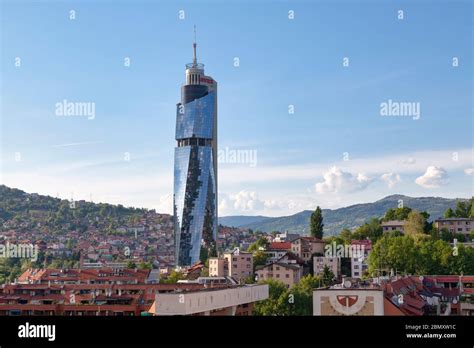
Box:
[273,232,299,242]
[0,277,216,316]
[381,220,406,233]
[434,218,474,237]
[290,237,325,262]
[17,268,152,285]
[313,288,403,316]
[350,240,372,279]
[255,262,303,288]
[313,256,341,278]
[208,258,227,278]
[264,242,292,263]
[209,249,253,282]
[149,284,268,316]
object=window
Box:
[285,274,289,278]
[276,274,280,278]
[354,265,359,269]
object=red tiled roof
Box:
[434,276,460,283]
[269,242,291,250]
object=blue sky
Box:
[1,0,472,216]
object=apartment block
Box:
[255,262,303,288]
[290,237,325,262]
[209,249,253,282]
[381,220,406,234]
[313,256,341,278]
[434,218,474,237]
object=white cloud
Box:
[154,194,173,214]
[402,157,416,165]
[381,172,401,188]
[233,191,265,211]
[315,166,372,194]
[464,168,474,176]
[218,191,265,214]
[415,166,449,188]
[218,148,471,186]
[218,190,290,216]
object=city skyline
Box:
[0,0,472,217]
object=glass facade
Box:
[174,88,217,267]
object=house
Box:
[209,249,253,282]
[381,220,406,233]
[264,242,292,263]
[273,232,300,243]
[434,218,474,237]
[290,237,325,262]
[313,256,341,278]
[255,262,303,288]
[350,240,372,279]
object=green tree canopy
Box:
[382,207,412,221]
[404,210,426,237]
[310,206,324,239]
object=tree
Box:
[253,279,289,316]
[383,207,412,221]
[321,265,335,286]
[469,230,474,242]
[444,198,474,218]
[253,251,270,271]
[138,262,152,270]
[310,206,324,239]
[248,237,269,252]
[254,276,322,316]
[404,211,426,237]
[160,270,185,284]
[368,233,473,276]
[455,201,471,218]
[352,218,382,243]
[444,208,455,218]
[126,261,137,269]
[339,228,352,244]
[440,227,453,242]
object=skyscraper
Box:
[174,30,218,267]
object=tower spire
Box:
[193,25,197,66]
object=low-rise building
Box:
[273,232,300,243]
[313,256,341,278]
[208,249,253,282]
[255,262,303,288]
[350,240,372,279]
[434,218,474,237]
[381,220,406,233]
[149,284,268,316]
[264,242,292,263]
[313,287,403,316]
[291,237,325,263]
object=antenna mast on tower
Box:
[193,25,197,66]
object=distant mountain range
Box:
[218,195,468,236]
[0,185,468,238]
